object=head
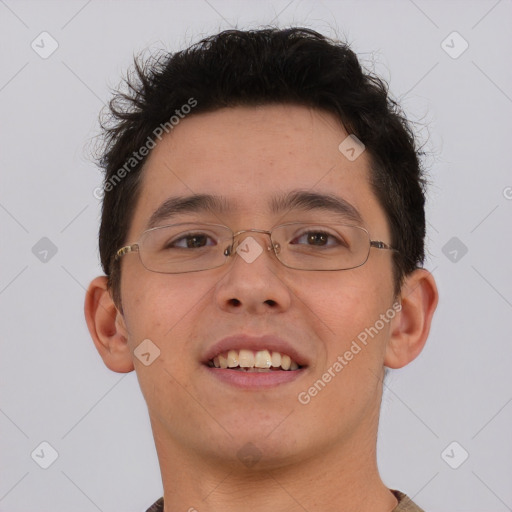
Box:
[98,27,426,309]
[86,28,437,473]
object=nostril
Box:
[228,298,242,307]
[265,299,277,307]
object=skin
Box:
[85,104,438,512]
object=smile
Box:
[207,349,301,371]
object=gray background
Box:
[1,0,511,511]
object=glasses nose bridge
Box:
[231,228,276,253]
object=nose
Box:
[214,231,292,315]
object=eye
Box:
[291,230,343,247]
[169,233,216,249]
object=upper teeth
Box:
[210,349,300,371]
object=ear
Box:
[84,276,134,373]
[384,269,438,369]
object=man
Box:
[85,27,438,512]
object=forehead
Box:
[128,104,387,237]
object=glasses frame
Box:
[115,222,397,274]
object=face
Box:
[117,104,398,469]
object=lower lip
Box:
[203,366,305,389]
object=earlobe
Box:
[84,276,134,373]
[384,269,439,369]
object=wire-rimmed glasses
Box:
[115,222,396,273]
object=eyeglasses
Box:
[115,222,396,273]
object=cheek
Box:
[292,270,393,362]
[296,276,394,428]
[120,273,210,412]
[120,271,211,351]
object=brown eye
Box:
[292,231,339,247]
[169,233,215,249]
[185,235,209,248]
[306,232,329,246]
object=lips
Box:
[202,334,309,371]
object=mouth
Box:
[202,334,309,388]
[206,349,303,372]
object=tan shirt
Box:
[391,489,425,511]
[145,489,424,511]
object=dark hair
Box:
[97,27,426,308]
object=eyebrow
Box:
[270,190,363,224]
[145,190,363,230]
[146,194,230,229]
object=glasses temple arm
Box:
[115,244,139,261]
